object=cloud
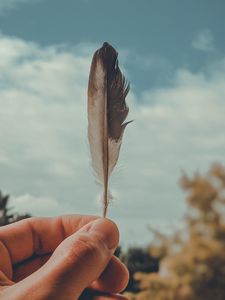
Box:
[0,34,225,246]
[11,194,64,216]
[0,34,95,212]
[192,29,214,52]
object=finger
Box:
[0,270,14,286]
[8,218,119,300]
[13,254,129,294]
[13,254,51,282]
[90,256,129,293]
[0,215,98,266]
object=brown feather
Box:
[88,42,130,217]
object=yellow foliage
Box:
[127,164,225,300]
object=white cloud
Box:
[0,34,225,246]
[192,29,214,52]
[0,35,95,214]
[10,194,64,216]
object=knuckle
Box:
[67,234,104,263]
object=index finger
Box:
[0,215,98,264]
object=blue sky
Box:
[2,0,225,91]
[0,0,225,247]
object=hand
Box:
[0,215,129,299]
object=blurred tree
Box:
[122,247,159,292]
[124,164,225,300]
[0,190,31,226]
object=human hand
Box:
[0,215,129,300]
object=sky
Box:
[0,0,225,248]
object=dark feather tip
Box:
[102,42,111,48]
[99,42,118,71]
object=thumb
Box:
[39,218,119,299]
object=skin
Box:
[0,215,129,300]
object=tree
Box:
[0,190,31,226]
[121,247,159,292]
[124,164,225,300]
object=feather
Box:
[88,42,131,217]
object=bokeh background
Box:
[0,0,225,249]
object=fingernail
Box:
[86,218,119,251]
